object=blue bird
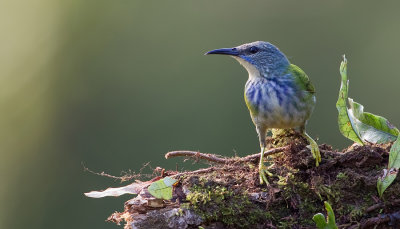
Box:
[206,41,321,184]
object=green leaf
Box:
[313,201,338,229]
[336,56,364,145]
[348,99,399,144]
[388,136,400,169]
[313,214,327,228]
[336,56,400,197]
[377,136,400,197]
[336,56,399,144]
[148,177,178,200]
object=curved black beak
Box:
[205,48,239,56]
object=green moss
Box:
[336,172,348,180]
[278,176,320,227]
[270,129,301,147]
[348,205,363,221]
[186,183,268,228]
[178,144,394,228]
[277,216,296,229]
[317,185,342,204]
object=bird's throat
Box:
[232,56,262,79]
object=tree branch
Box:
[165,146,288,164]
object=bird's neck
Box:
[247,67,289,81]
[233,57,289,80]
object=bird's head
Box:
[206,41,289,78]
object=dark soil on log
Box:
[107,133,400,229]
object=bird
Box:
[205,41,321,184]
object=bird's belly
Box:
[252,110,307,129]
[244,80,315,128]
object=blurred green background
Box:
[1,1,400,228]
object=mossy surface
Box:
[109,134,400,229]
[175,138,399,228]
[185,181,268,228]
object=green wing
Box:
[288,64,315,94]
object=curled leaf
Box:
[336,56,363,145]
[347,99,399,144]
[336,56,399,144]
[84,181,150,198]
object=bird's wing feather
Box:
[287,64,315,94]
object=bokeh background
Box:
[1,1,400,228]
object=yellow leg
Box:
[259,146,273,184]
[257,126,272,185]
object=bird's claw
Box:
[259,164,272,185]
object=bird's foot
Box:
[259,163,273,185]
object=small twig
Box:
[173,167,216,177]
[82,162,125,181]
[360,214,390,229]
[366,199,400,213]
[236,147,289,162]
[338,223,354,229]
[366,203,384,213]
[165,146,288,164]
[163,164,246,178]
[359,210,400,228]
[165,151,228,164]
[82,162,151,182]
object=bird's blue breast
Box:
[244,76,314,128]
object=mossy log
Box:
[106,133,400,229]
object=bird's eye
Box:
[249,46,258,54]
